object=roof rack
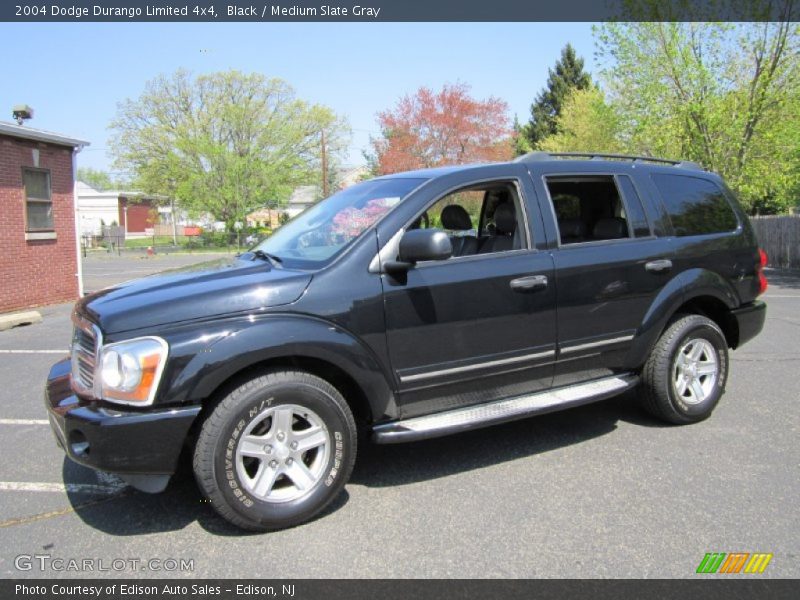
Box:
[513,151,704,171]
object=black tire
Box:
[193,370,357,531]
[640,314,729,424]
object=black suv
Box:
[46,152,767,531]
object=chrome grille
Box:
[70,316,101,395]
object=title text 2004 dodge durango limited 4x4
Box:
[46,152,767,530]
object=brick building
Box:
[0,121,89,313]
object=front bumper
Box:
[731,300,767,348]
[45,358,200,489]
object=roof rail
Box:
[513,151,704,171]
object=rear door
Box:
[380,166,557,418]
[646,172,752,297]
[532,170,674,384]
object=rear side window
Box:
[544,175,632,245]
[651,174,738,236]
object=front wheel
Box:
[193,370,357,531]
[640,314,729,424]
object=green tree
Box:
[523,44,592,150]
[596,14,800,213]
[539,87,624,154]
[110,70,350,230]
[76,167,126,191]
[317,113,351,198]
[512,115,532,155]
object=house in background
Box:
[286,185,319,218]
[76,182,170,238]
[0,120,88,313]
[338,165,370,189]
[246,166,370,228]
[246,185,318,229]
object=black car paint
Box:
[46,158,767,482]
[46,358,199,478]
[77,257,312,334]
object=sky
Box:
[0,22,596,174]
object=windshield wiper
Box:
[252,249,283,267]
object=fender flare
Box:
[161,314,397,422]
[676,267,739,308]
[626,268,739,369]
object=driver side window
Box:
[412,182,527,257]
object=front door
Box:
[381,177,557,418]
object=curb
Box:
[0,311,43,332]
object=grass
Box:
[122,236,183,248]
[95,233,264,253]
[110,236,231,250]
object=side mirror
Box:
[385,229,452,274]
[399,228,452,263]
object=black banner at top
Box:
[1,0,798,22]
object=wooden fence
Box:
[153,223,176,237]
[750,215,800,268]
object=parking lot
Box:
[0,254,797,578]
[78,250,236,294]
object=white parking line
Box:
[0,350,68,354]
[0,481,125,494]
[0,419,49,425]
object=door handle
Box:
[645,259,673,273]
[510,275,548,292]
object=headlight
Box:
[98,337,168,405]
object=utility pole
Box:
[167,178,178,246]
[170,196,178,246]
[321,128,329,197]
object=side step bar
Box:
[372,374,639,444]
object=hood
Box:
[78,256,312,334]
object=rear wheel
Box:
[640,314,728,424]
[193,370,357,531]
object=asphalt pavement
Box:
[80,250,235,294]
[0,258,797,578]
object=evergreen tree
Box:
[525,44,592,149]
[512,115,532,156]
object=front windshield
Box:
[255,178,425,269]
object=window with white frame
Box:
[23,168,53,231]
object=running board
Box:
[372,374,638,444]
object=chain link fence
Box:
[81,227,271,256]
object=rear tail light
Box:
[756,248,768,296]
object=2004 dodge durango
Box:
[45,152,767,530]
